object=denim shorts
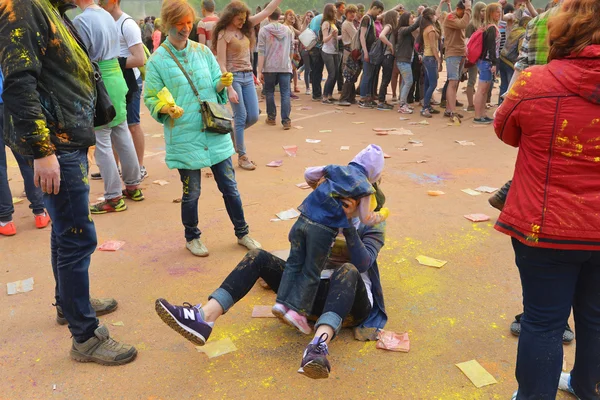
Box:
[477,60,493,82]
[445,56,463,81]
[126,75,143,126]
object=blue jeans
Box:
[512,238,600,399]
[445,56,463,80]
[422,56,438,110]
[126,76,143,125]
[396,61,413,106]
[360,60,376,99]
[321,51,339,98]
[309,47,324,99]
[0,105,45,221]
[263,72,292,124]
[498,59,513,105]
[276,215,338,314]
[45,149,99,343]
[230,71,260,157]
[177,157,249,242]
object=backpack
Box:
[121,17,151,80]
[465,28,484,66]
[350,15,373,60]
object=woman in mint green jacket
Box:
[144,0,261,257]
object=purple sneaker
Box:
[155,298,212,346]
[298,333,331,379]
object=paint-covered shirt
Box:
[0,0,96,158]
[257,22,293,73]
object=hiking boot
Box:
[56,298,119,325]
[283,121,292,130]
[122,188,144,202]
[90,198,127,214]
[70,325,137,366]
[284,309,312,335]
[237,235,262,251]
[0,221,16,236]
[186,238,209,257]
[298,333,330,379]
[377,102,393,111]
[238,155,256,171]
[266,118,276,126]
[155,298,213,346]
[34,212,51,229]
[398,104,413,114]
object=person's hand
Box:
[220,72,234,87]
[341,198,358,218]
[390,47,395,56]
[259,73,265,85]
[167,106,184,119]
[364,52,370,63]
[464,0,472,8]
[438,61,443,72]
[491,65,497,75]
[34,154,61,195]
[228,86,239,103]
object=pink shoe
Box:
[272,303,289,320]
[284,309,313,335]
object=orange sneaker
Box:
[35,213,51,229]
[0,222,16,236]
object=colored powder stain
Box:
[10,27,24,43]
[560,119,568,132]
[490,322,499,329]
[260,377,274,388]
[358,342,375,355]
[79,163,89,185]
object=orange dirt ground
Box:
[0,79,575,399]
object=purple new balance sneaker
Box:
[155,298,212,346]
[298,333,331,379]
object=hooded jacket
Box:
[0,0,96,159]
[494,45,600,250]
[257,21,294,74]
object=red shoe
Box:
[35,213,51,229]
[0,222,16,236]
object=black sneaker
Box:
[474,118,492,125]
[428,107,441,115]
[298,333,331,379]
[377,102,393,111]
[510,313,574,344]
[91,172,102,180]
[358,101,371,109]
[155,298,212,346]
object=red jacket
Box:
[494,45,600,250]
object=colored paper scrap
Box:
[384,153,391,159]
[340,146,350,151]
[153,180,169,186]
[275,208,300,221]
[376,330,410,352]
[416,255,447,268]
[455,140,475,146]
[456,360,498,388]
[475,186,498,193]
[282,145,297,157]
[12,197,23,204]
[252,306,276,318]
[7,277,34,295]
[196,338,237,358]
[352,122,365,125]
[318,130,332,133]
[462,189,482,196]
[111,321,125,326]
[306,139,321,143]
[464,213,490,222]
[427,190,445,196]
[296,182,311,189]
[266,160,283,167]
[98,240,125,251]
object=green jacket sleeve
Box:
[206,46,228,105]
[143,55,168,124]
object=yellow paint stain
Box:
[260,376,274,388]
[560,119,568,131]
[490,322,498,329]
[358,342,375,355]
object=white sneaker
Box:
[237,235,262,250]
[186,238,209,257]
[558,372,579,398]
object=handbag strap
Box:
[161,43,202,105]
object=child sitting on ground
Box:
[272,144,389,334]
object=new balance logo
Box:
[183,308,196,321]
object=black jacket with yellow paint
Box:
[0,0,96,159]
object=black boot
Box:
[488,180,512,211]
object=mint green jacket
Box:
[144,40,233,170]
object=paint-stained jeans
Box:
[0,104,45,221]
[177,157,249,242]
[210,249,371,336]
[512,238,600,399]
[276,216,338,314]
[44,149,99,343]
[396,61,413,106]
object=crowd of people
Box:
[1,0,599,397]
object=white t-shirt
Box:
[115,12,142,79]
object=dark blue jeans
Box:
[498,59,514,106]
[360,60,376,99]
[422,56,438,110]
[276,215,338,314]
[513,238,600,399]
[309,47,324,100]
[0,105,45,221]
[178,157,249,242]
[263,72,292,124]
[46,149,99,343]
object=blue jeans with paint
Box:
[0,105,45,222]
[396,61,414,106]
[263,72,292,124]
[177,157,249,242]
[512,238,600,399]
[276,215,338,314]
[45,149,99,343]
[230,71,260,157]
[422,56,438,110]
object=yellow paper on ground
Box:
[196,338,237,358]
[456,360,498,388]
[416,255,447,268]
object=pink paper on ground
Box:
[464,213,491,222]
[282,145,297,157]
[296,182,311,189]
[376,330,410,352]
[98,240,125,251]
[266,160,283,167]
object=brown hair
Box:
[212,1,255,52]
[322,3,336,25]
[345,4,358,15]
[382,9,399,31]
[548,0,600,60]
[161,0,196,32]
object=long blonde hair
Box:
[485,2,501,26]
[472,2,487,29]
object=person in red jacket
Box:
[493,0,600,397]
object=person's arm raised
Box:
[249,0,284,26]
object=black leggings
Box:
[217,249,372,330]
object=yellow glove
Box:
[157,87,184,119]
[167,106,184,119]
[221,72,234,87]
[379,207,390,220]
